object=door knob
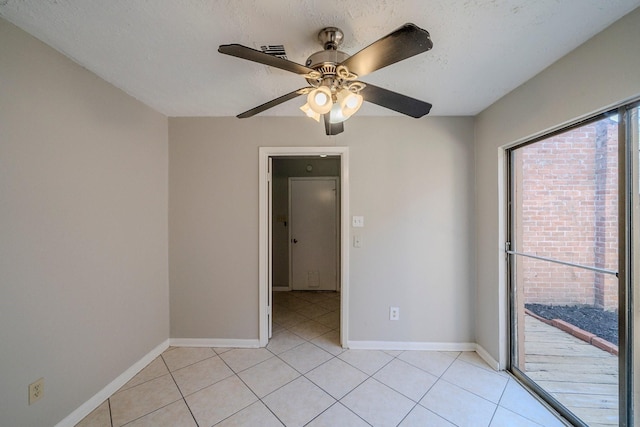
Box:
[292,239,298,243]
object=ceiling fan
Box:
[218,23,433,135]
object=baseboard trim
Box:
[55,339,170,427]
[347,340,477,351]
[169,338,260,348]
[475,344,501,371]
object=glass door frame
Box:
[505,103,637,426]
[621,100,640,427]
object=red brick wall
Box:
[516,119,618,310]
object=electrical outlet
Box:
[29,378,44,405]
[390,306,399,321]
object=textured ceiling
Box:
[1,0,638,117]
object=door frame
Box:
[288,177,340,292]
[258,146,349,347]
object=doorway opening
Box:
[258,147,349,348]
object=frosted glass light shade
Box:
[307,86,333,114]
[337,89,363,118]
[329,102,348,124]
[300,103,321,122]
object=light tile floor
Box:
[76,291,567,427]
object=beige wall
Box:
[169,116,476,344]
[474,7,640,366]
[0,18,169,427]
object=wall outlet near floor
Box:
[29,378,44,405]
[389,306,400,321]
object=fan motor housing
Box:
[305,27,354,86]
[305,49,350,77]
[306,26,350,75]
[305,50,350,69]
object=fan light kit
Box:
[219,24,433,135]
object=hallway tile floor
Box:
[76,291,566,426]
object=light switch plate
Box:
[352,216,364,227]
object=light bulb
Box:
[307,86,333,114]
[329,102,348,124]
[345,94,359,109]
[337,88,363,119]
[314,92,328,106]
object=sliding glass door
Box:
[507,110,628,426]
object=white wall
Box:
[474,7,640,366]
[169,116,475,344]
[0,18,169,427]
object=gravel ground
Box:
[525,303,618,345]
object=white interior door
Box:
[289,177,338,291]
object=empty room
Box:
[2,1,640,426]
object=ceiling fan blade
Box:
[237,87,312,118]
[219,44,315,76]
[323,114,344,136]
[360,83,432,118]
[340,23,433,78]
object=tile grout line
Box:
[497,376,559,427]
[265,294,356,425]
[117,397,184,427]
[303,401,373,427]
[269,331,371,426]
[168,352,236,400]
[114,352,219,399]
[216,329,342,425]
[160,351,200,427]
[486,402,500,427]
[165,351,218,375]
[396,351,470,425]
[213,347,288,427]
[80,290,544,427]
[227,293,440,425]
[109,367,185,426]
[330,350,434,427]
[395,401,420,427]
[108,398,114,427]
[261,335,340,402]
[442,352,513,409]
[274,292,418,425]
[387,350,442,422]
